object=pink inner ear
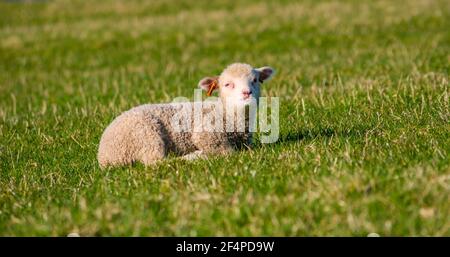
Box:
[200,77,217,90]
[202,79,214,87]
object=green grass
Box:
[0,0,449,236]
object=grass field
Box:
[0,0,449,236]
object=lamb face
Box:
[198,63,275,107]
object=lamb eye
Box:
[225,83,230,87]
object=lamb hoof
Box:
[181,150,205,161]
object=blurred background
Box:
[0,0,448,236]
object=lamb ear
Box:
[198,76,219,96]
[256,66,275,83]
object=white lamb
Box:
[97,63,275,168]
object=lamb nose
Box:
[243,90,252,96]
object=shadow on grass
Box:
[275,125,375,145]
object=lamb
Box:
[97,63,275,168]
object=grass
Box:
[0,0,449,236]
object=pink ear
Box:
[256,67,275,83]
[198,76,219,95]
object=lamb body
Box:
[98,63,275,168]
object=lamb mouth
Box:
[242,96,255,103]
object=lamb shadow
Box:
[273,125,374,145]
